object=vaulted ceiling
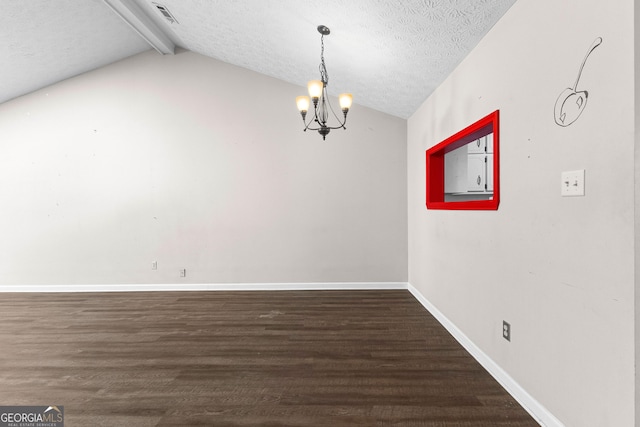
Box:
[2,0,517,118]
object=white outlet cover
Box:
[561,169,585,197]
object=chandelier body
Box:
[296,25,353,140]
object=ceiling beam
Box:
[102,0,174,55]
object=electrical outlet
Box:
[151,261,157,270]
[180,269,186,278]
[503,321,511,342]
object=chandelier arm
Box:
[321,122,348,130]
[301,98,324,131]
[326,93,347,129]
[302,114,320,132]
[301,110,322,131]
[323,123,348,131]
[317,108,348,130]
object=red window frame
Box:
[426,110,500,210]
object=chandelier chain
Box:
[319,34,328,85]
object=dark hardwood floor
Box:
[0,290,538,426]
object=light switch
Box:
[561,169,585,197]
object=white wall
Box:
[0,50,407,286]
[408,0,635,425]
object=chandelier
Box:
[295,25,353,140]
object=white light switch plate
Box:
[561,169,585,196]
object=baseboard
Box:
[0,282,409,293]
[407,284,563,427]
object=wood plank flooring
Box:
[0,290,538,426]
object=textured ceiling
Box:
[1,0,517,118]
[1,0,149,106]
